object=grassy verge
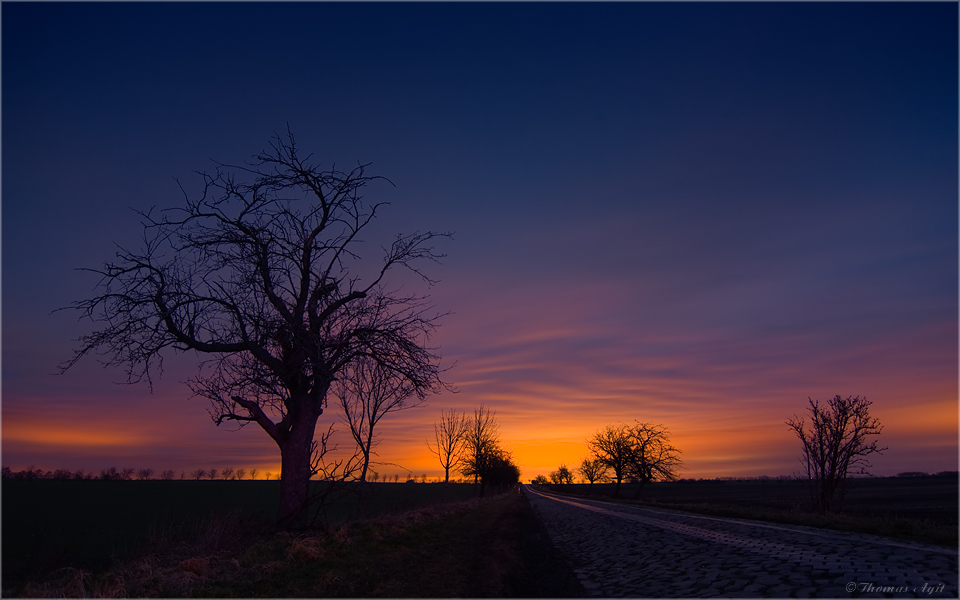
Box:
[539,485,958,547]
[16,490,583,598]
[1,479,477,594]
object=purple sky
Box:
[3,3,957,480]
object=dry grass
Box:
[20,568,127,599]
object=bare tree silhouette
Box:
[550,464,574,485]
[625,422,682,497]
[62,131,451,528]
[787,395,885,513]
[460,405,500,496]
[586,424,634,497]
[334,355,421,482]
[577,457,608,494]
[457,406,520,494]
[426,409,469,483]
[587,422,682,497]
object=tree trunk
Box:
[358,428,374,482]
[277,415,318,529]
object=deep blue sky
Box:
[3,2,957,479]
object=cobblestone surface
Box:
[523,485,958,598]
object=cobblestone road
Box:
[523,485,958,598]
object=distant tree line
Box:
[0,465,484,483]
[0,466,280,481]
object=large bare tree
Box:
[426,408,469,483]
[62,132,450,528]
[787,395,885,513]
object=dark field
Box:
[4,476,956,596]
[1,479,478,595]
[4,486,580,598]
[547,475,959,546]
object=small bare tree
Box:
[250,468,259,480]
[626,422,682,497]
[160,470,176,480]
[333,355,421,482]
[460,405,502,496]
[586,424,634,497]
[577,457,608,494]
[550,464,574,485]
[426,409,469,483]
[787,395,885,513]
[136,468,154,480]
[221,467,235,480]
[236,468,247,480]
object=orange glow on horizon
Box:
[4,426,144,448]
[4,301,956,482]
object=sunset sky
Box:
[3,2,957,482]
